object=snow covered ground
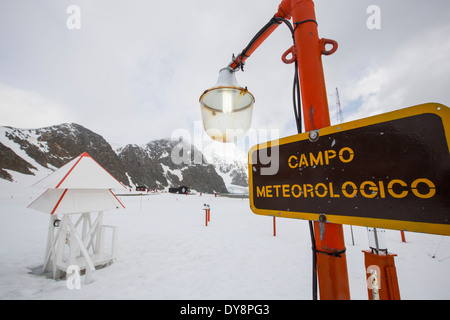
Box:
[0,178,449,300]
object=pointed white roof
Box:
[28,188,125,215]
[33,152,126,190]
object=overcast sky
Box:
[1,0,449,152]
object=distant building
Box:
[169,186,189,194]
[136,186,148,192]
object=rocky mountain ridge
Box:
[0,123,248,194]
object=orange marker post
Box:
[273,216,277,237]
[203,204,210,227]
[400,231,406,242]
[363,250,401,300]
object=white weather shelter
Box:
[28,152,126,279]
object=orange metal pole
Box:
[289,0,331,129]
[273,216,277,236]
[229,24,280,71]
[288,0,350,299]
[228,9,290,71]
[313,221,350,299]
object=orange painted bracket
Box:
[282,45,297,64]
[319,38,338,56]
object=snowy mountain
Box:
[0,123,127,185]
[202,142,249,194]
[117,139,228,194]
[0,123,247,194]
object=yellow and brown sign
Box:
[248,103,450,235]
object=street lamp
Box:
[199,0,348,300]
[199,68,255,143]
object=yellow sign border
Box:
[248,103,450,236]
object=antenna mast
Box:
[335,87,344,123]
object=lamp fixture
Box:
[199,68,255,143]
